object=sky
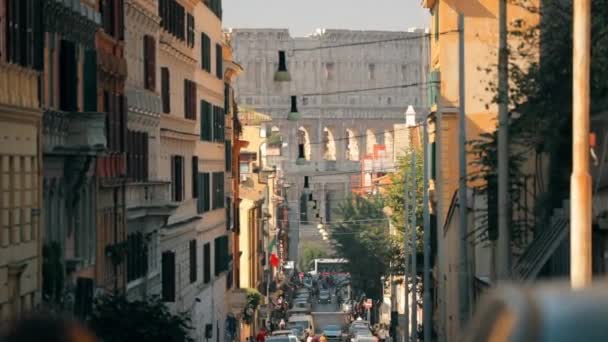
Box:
[223,0,430,37]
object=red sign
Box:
[364,299,372,309]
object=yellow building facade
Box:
[0,2,44,320]
[421,0,538,339]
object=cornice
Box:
[159,31,197,65]
[125,0,161,31]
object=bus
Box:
[311,258,349,276]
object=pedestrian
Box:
[306,332,314,342]
[279,319,286,330]
[320,333,327,342]
[256,328,267,342]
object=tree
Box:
[299,244,328,272]
[385,148,424,257]
[88,294,194,342]
[330,196,400,299]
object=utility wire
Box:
[300,81,437,97]
[291,30,460,52]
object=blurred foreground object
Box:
[464,281,608,342]
[0,312,97,342]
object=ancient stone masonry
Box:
[229,28,429,260]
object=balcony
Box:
[43,110,106,154]
[126,181,177,221]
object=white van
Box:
[288,314,315,341]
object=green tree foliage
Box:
[88,294,194,342]
[299,244,329,272]
[330,196,399,300]
[385,149,424,255]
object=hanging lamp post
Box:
[287,96,301,121]
[274,50,291,82]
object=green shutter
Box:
[203,243,211,283]
[201,100,212,141]
[189,239,197,283]
[216,43,223,78]
[161,251,176,302]
[430,141,436,180]
[83,50,97,112]
[225,141,232,172]
[202,173,210,212]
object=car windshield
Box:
[324,325,341,331]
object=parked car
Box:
[272,330,300,338]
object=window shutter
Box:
[202,173,210,212]
[83,50,97,112]
[189,239,197,283]
[216,43,223,78]
[201,33,210,72]
[144,35,156,91]
[197,173,204,213]
[201,100,212,141]
[170,156,176,201]
[161,251,176,302]
[192,156,199,198]
[183,79,188,119]
[32,0,43,70]
[117,0,125,40]
[214,237,221,276]
[161,67,170,113]
[203,243,211,283]
[120,95,128,152]
[224,83,230,113]
[225,141,232,172]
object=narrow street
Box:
[311,292,348,333]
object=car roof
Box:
[289,314,312,320]
[323,325,341,329]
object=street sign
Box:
[364,299,372,309]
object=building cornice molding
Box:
[159,31,197,65]
[125,0,161,30]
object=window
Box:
[206,0,222,19]
[324,62,335,80]
[225,141,232,172]
[187,13,195,48]
[216,43,223,78]
[100,0,124,40]
[203,243,211,283]
[184,79,197,120]
[224,83,230,113]
[170,156,184,202]
[148,233,158,273]
[434,4,439,41]
[197,173,210,213]
[401,65,407,80]
[83,50,97,111]
[59,40,78,111]
[304,176,309,189]
[143,35,156,91]
[201,33,211,72]
[192,156,199,198]
[104,93,127,153]
[200,100,212,141]
[213,106,225,142]
[127,232,148,282]
[161,67,170,113]
[214,235,228,276]
[368,63,376,80]
[212,172,225,210]
[226,197,232,230]
[239,162,250,174]
[161,251,176,302]
[5,0,43,69]
[189,239,197,283]
[159,0,185,40]
[126,130,149,182]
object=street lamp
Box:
[287,96,301,121]
[274,51,291,82]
